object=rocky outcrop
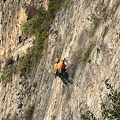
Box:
[0,0,120,119]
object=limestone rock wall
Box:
[0,0,48,119]
[37,0,120,119]
[0,0,120,120]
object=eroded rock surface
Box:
[0,0,120,119]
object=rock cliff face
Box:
[0,0,48,68]
[0,0,120,120]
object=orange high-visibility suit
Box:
[54,63,58,70]
[57,61,66,69]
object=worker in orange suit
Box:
[54,58,60,77]
[57,58,66,73]
[54,58,68,84]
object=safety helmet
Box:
[55,58,60,62]
[61,58,65,61]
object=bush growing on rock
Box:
[81,80,120,120]
[25,103,35,120]
[33,81,37,88]
[1,68,14,83]
[11,114,17,120]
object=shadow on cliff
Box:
[60,64,77,85]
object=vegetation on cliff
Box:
[19,0,71,76]
[1,68,14,83]
[81,80,120,120]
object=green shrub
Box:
[27,6,36,20]
[11,114,17,120]
[19,49,34,74]
[101,80,120,119]
[22,19,37,38]
[33,81,37,88]
[81,80,120,120]
[6,113,11,120]
[25,103,35,120]
[63,0,71,10]
[20,8,49,75]
[48,0,64,20]
[81,109,97,120]
[1,68,14,83]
